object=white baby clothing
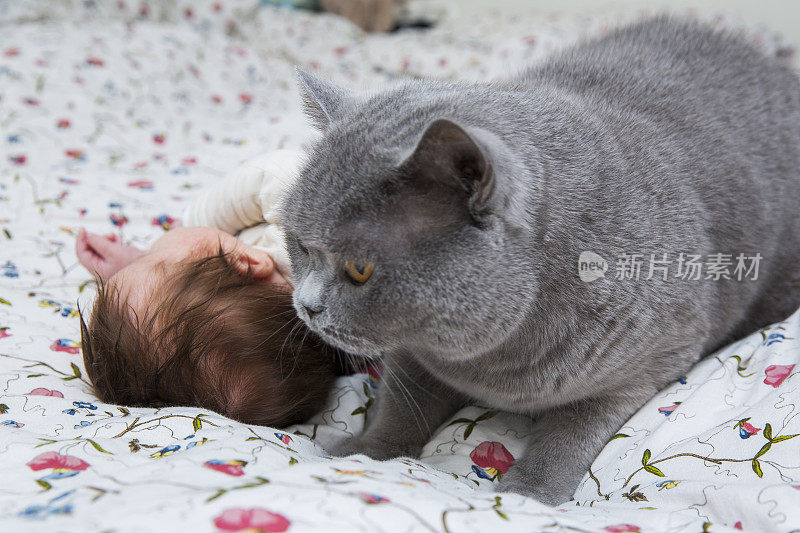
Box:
[182,149,304,276]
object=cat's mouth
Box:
[319,325,385,359]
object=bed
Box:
[1,1,799,531]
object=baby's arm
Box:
[183,150,304,235]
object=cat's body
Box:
[281,17,800,504]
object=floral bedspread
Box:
[1,1,799,531]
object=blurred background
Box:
[458,0,800,48]
[271,0,800,50]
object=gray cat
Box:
[280,17,800,505]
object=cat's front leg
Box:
[497,394,645,505]
[329,355,466,460]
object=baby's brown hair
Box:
[79,251,341,427]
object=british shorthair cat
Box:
[280,17,800,504]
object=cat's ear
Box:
[401,119,495,211]
[296,68,349,130]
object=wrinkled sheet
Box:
[1,1,799,531]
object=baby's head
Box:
[79,227,340,427]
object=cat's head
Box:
[281,71,539,361]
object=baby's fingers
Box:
[75,230,105,275]
[84,231,119,257]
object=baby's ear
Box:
[296,68,350,130]
[230,248,275,283]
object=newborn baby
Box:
[78,151,342,427]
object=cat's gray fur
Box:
[280,17,800,505]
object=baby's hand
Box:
[75,228,145,279]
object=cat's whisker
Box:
[276,320,304,381]
[383,361,428,438]
[390,358,438,400]
[285,324,311,383]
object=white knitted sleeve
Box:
[182,149,304,235]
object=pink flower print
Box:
[50,338,80,354]
[213,508,290,532]
[10,154,26,165]
[152,214,175,230]
[4,47,20,57]
[764,364,794,388]
[28,388,64,398]
[0,327,10,339]
[182,157,197,165]
[128,180,154,190]
[109,214,128,228]
[205,460,247,477]
[734,522,743,530]
[56,119,71,129]
[239,93,253,105]
[605,525,640,533]
[152,133,165,145]
[470,441,514,481]
[274,432,292,445]
[737,420,761,439]
[658,402,681,416]
[65,149,85,161]
[86,56,104,67]
[401,472,430,484]
[211,94,223,104]
[360,493,390,504]
[27,452,90,472]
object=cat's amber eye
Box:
[344,260,374,285]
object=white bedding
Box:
[1,1,799,531]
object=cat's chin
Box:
[317,326,387,360]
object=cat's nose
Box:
[301,302,326,317]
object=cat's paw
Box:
[496,469,571,506]
[326,437,365,458]
[326,436,422,461]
